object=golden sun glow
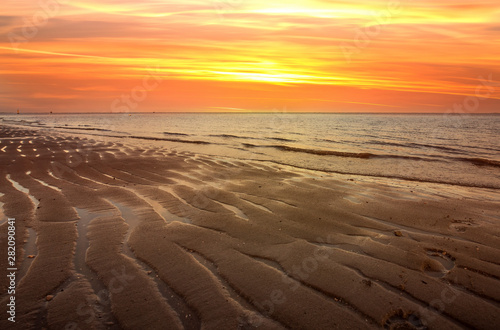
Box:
[0,0,499,112]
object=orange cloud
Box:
[0,0,499,112]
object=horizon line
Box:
[1,111,499,115]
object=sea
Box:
[1,113,499,190]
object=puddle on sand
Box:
[74,207,119,328]
[106,199,200,329]
[75,208,110,293]
[6,175,40,209]
[105,200,138,245]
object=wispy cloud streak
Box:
[0,0,499,112]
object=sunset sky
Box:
[1,0,499,113]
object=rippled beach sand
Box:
[0,126,499,329]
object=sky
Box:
[0,0,499,113]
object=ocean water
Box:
[2,113,499,189]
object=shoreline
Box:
[2,121,499,192]
[0,125,499,329]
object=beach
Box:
[0,124,499,329]
[2,0,500,327]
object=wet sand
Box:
[0,126,499,329]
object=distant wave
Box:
[243,143,426,160]
[244,142,500,169]
[211,134,244,139]
[242,143,257,148]
[1,119,42,125]
[54,126,112,132]
[269,137,296,142]
[273,145,374,158]
[163,131,189,136]
[129,135,210,145]
[3,120,211,145]
[318,138,337,143]
[209,134,257,140]
[478,146,500,153]
[369,140,467,155]
[263,160,500,190]
[211,134,295,142]
[368,141,500,165]
[458,157,500,168]
[408,142,468,154]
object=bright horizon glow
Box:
[0,0,499,113]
